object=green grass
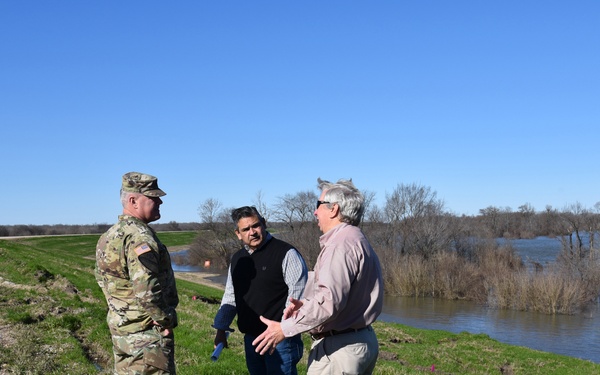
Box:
[0,233,599,374]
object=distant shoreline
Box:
[174,271,225,291]
[169,244,226,290]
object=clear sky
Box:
[1,1,599,225]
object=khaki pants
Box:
[111,327,175,375]
[307,326,378,375]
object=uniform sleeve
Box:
[128,242,176,329]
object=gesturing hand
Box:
[283,297,304,319]
[252,316,286,355]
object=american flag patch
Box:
[134,244,152,256]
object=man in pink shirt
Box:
[253,178,384,375]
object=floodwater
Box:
[380,295,600,363]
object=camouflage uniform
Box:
[96,212,179,374]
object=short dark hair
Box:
[231,206,265,226]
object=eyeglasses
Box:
[316,200,330,209]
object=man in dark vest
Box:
[212,206,308,374]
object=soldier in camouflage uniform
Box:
[96,172,179,374]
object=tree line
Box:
[191,184,600,265]
[3,182,599,315]
[189,183,600,315]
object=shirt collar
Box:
[244,232,273,254]
[319,222,349,243]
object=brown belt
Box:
[310,325,370,340]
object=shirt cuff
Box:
[280,318,301,338]
[211,324,235,332]
[213,303,237,332]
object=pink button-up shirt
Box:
[281,223,383,337]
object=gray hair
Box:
[120,189,139,208]
[317,178,364,226]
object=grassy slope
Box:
[0,233,598,375]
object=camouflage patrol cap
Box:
[121,172,166,197]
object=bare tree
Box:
[518,203,536,237]
[478,206,513,238]
[272,190,321,268]
[252,190,271,223]
[585,202,600,259]
[540,205,561,236]
[361,190,377,225]
[189,198,239,269]
[559,202,587,259]
[273,190,317,231]
[365,204,384,224]
[381,183,446,258]
[198,198,223,224]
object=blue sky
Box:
[1,1,599,225]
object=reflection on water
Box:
[380,295,600,363]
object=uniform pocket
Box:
[142,328,174,372]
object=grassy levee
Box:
[0,234,598,375]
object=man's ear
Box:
[329,203,340,218]
[128,194,138,206]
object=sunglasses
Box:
[316,200,330,209]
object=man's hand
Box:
[214,329,229,349]
[283,297,303,319]
[153,321,170,336]
[252,316,285,355]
